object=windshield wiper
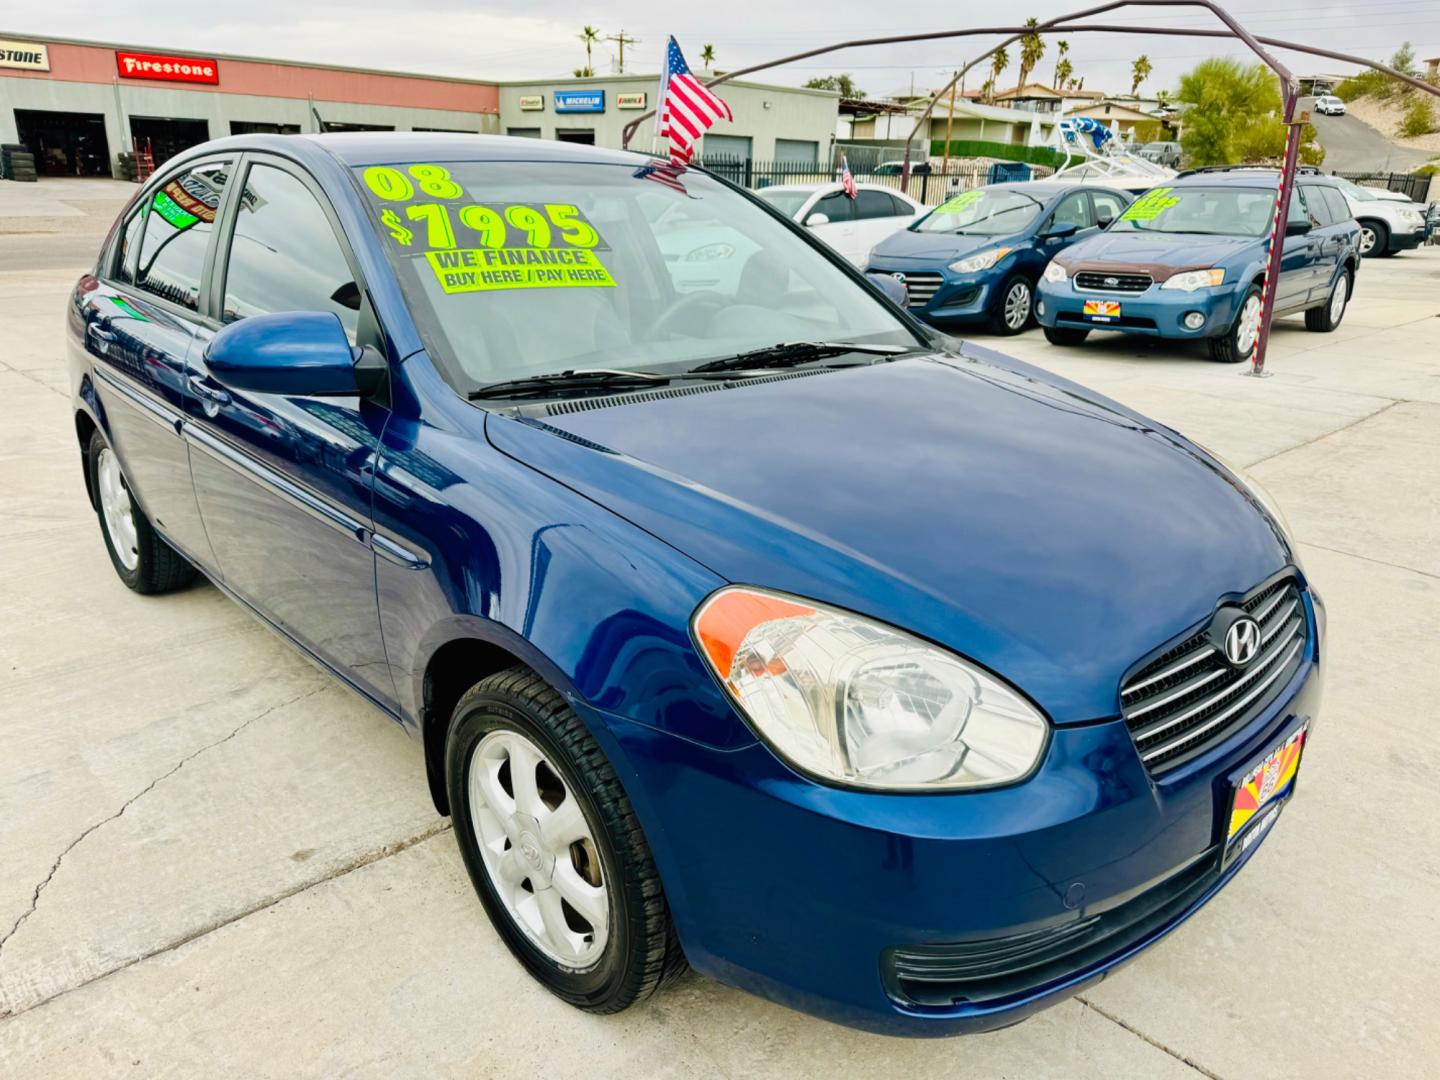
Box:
[687,341,913,375]
[468,368,670,400]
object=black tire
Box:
[86,430,197,594]
[1358,219,1388,259]
[1305,270,1350,332]
[446,667,685,1014]
[989,274,1034,335]
[1207,285,1263,364]
[1376,246,1399,258]
[1043,325,1090,346]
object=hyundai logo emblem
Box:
[891,272,906,282]
[1103,276,1120,287]
[1224,616,1262,666]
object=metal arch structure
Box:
[619,2,1439,376]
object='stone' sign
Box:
[617,92,647,110]
[554,90,605,114]
[518,95,544,111]
[116,51,220,84]
[0,39,49,71]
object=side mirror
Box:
[1043,221,1080,240]
[805,212,831,227]
[1285,219,1312,237]
[867,272,909,307]
[1096,215,1115,230]
[204,311,384,397]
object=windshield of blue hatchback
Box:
[1109,185,1276,237]
[353,160,915,389]
[912,189,1043,236]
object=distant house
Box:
[992,82,1106,114]
[841,94,1061,147]
[1425,57,1439,79]
[1066,99,1173,139]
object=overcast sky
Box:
[8,1,1437,99]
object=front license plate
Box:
[1225,724,1307,863]
[1083,299,1121,321]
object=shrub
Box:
[1399,95,1437,138]
[927,139,1065,168]
[1334,71,1389,102]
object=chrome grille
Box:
[889,271,943,308]
[1121,577,1307,775]
[1075,271,1152,293]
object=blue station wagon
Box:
[866,182,1132,334]
[1036,169,1362,362]
[68,134,1323,1035]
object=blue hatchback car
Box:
[69,134,1323,1036]
[866,182,1133,334]
[1036,169,1362,362]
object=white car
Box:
[1331,175,1430,256]
[755,183,924,265]
[1313,95,1347,116]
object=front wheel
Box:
[1207,286,1263,364]
[1358,220,1388,258]
[87,430,196,593]
[1305,271,1350,332]
[989,275,1034,336]
[446,667,685,1013]
[1043,325,1090,346]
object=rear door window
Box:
[134,160,233,311]
[1049,191,1095,230]
[1090,190,1129,228]
[1316,185,1351,224]
[814,192,856,223]
[1299,185,1334,227]
[856,190,901,220]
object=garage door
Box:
[775,139,818,165]
[702,133,752,162]
[14,109,110,176]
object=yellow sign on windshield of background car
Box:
[935,190,984,215]
[1119,187,1181,222]
[360,163,617,293]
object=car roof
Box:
[758,181,903,194]
[985,181,1122,199]
[193,131,664,170]
[1171,168,1340,188]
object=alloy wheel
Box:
[1004,281,1032,330]
[1359,226,1376,255]
[467,729,610,969]
[96,447,139,571]
[1330,275,1348,324]
[1235,294,1262,356]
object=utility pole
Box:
[606,30,640,74]
[941,73,958,175]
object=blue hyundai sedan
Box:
[69,134,1323,1036]
[1036,169,1361,361]
[866,182,1132,334]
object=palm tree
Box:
[1131,54,1153,96]
[1052,40,1070,88]
[578,26,600,75]
[987,45,1010,103]
[1017,17,1046,89]
[1055,57,1074,92]
[700,44,716,73]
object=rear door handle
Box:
[187,374,231,408]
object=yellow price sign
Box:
[426,247,616,293]
[1119,187,1181,222]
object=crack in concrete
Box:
[0,685,328,967]
[1077,996,1225,1079]
[1298,540,1440,582]
[1245,399,1403,469]
[0,820,452,1024]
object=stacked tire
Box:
[118,151,138,182]
[2,144,37,182]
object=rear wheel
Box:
[1358,220,1388,258]
[989,275,1033,336]
[1305,270,1350,332]
[87,430,197,593]
[1207,285,1262,364]
[446,667,685,1014]
[1043,325,1090,346]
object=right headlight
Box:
[692,587,1049,791]
[1161,268,1226,292]
[1042,261,1069,284]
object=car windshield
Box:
[1332,176,1378,202]
[1107,184,1275,236]
[755,189,815,218]
[354,159,919,392]
[913,189,1043,236]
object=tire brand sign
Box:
[116,50,220,84]
[0,40,50,71]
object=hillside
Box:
[1342,94,1440,153]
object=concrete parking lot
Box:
[2,178,1437,1078]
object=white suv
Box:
[1314,95,1347,116]
[1332,176,1429,257]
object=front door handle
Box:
[187,374,232,409]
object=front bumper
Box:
[1388,225,1427,252]
[865,261,1002,325]
[589,588,1325,1035]
[1037,277,1244,339]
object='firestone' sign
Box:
[116,50,220,84]
[0,39,49,71]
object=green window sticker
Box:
[150,189,199,231]
[1119,187,1181,222]
[935,190,984,214]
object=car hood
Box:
[1057,231,1259,279]
[869,228,1019,265]
[486,348,1293,723]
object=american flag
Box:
[840,155,857,199]
[634,160,689,195]
[657,37,733,166]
